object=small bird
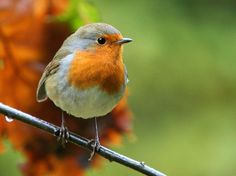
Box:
[36,23,132,159]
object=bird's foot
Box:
[56,125,70,147]
[88,139,101,161]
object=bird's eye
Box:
[97,37,106,45]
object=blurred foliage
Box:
[87,0,236,176]
[0,140,24,176]
[0,0,131,176]
[57,0,100,30]
[1,0,236,176]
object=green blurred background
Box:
[1,0,236,175]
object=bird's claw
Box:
[56,125,70,147]
[88,139,101,161]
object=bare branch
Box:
[0,102,166,176]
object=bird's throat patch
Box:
[68,49,125,94]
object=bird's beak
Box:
[115,38,132,44]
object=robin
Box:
[36,23,132,159]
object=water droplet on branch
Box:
[5,116,14,122]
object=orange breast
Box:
[68,45,125,94]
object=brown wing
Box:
[36,46,72,102]
[36,59,60,102]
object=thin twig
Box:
[0,102,166,176]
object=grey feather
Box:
[36,59,61,102]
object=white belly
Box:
[45,54,125,118]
